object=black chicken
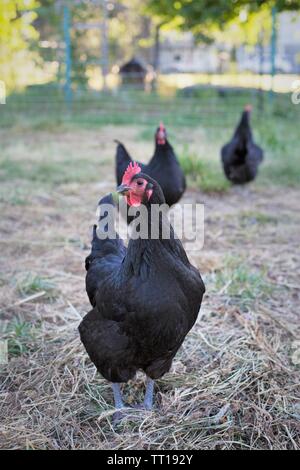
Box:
[79,162,205,416]
[115,123,186,206]
[221,105,264,184]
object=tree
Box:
[0,0,40,91]
[145,0,300,39]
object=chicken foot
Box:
[112,378,154,423]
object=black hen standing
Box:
[79,162,205,417]
[221,105,264,184]
[115,123,186,206]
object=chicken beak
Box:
[116,184,131,195]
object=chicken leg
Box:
[143,377,154,410]
[131,377,155,411]
[112,383,124,409]
[111,383,126,426]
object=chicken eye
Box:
[136,180,144,186]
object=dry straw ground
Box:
[0,126,299,450]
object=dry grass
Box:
[0,126,299,450]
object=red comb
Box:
[159,122,165,130]
[122,162,141,185]
[245,104,253,112]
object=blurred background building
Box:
[159,12,300,74]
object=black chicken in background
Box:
[79,162,205,420]
[115,123,186,206]
[221,105,264,184]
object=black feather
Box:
[115,128,186,206]
[79,177,205,383]
[221,110,264,184]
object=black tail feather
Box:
[85,224,102,271]
[115,140,133,185]
[92,224,97,239]
[87,193,124,266]
[91,224,103,250]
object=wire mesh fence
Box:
[1,1,299,129]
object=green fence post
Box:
[101,0,109,91]
[63,4,72,111]
[269,6,277,106]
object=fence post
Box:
[101,0,109,91]
[63,4,72,110]
[269,5,277,105]
[258,28,265,112]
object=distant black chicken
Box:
[221,105,264,184]
[79,162,205,416]
[115,123,186,206]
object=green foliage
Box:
[0,155,108,186]
[257,115,300,187]
[146,1,300,42]
[179,150,230,193]
[212,258,273,307]
[0,186,29,206]
[2,318,38,357]
[239,211,278,226]
[0,0,40,91]
[214,5,273,47]
[16,273,57,300]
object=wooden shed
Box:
[119,57,147,87]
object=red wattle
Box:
[126,193,143,207]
